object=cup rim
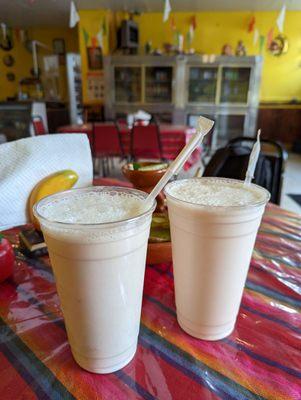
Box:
[33,186,156,229]
[164,177,270,209]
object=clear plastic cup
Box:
[34,187,155,373]
[165,177,270,341]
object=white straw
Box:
[143,116,214,209]
[244,129,261,186]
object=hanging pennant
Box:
[83,28,89,46]
[191,15,197,30]
[259,35,265,53]
[248,16,256,33]
[267,28,274,47]
[253,28,259,45]
[69,1,80,28]
[102,17,107,36]
[97,30,103,48]
[189,24,194,40]
[20,29,27,43]
[170,16,176,31]
[163,0,171,22]
[277,4,286,33]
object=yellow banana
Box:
[29,169,78,230]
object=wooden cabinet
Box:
[257,106,301,145]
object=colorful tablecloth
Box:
[0,204,300,399]
[57,123,199,170]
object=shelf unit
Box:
[104,55,262,146]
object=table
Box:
[0,204,300,399]
[57,123,199,170]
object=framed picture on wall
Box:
[87,47,103,70]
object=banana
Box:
[29,170,78,230]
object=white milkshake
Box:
[34,187,155,373]
[165,177,270,341]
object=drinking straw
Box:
[143,116,214,209]
[244,129,261,186]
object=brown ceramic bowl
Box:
[121,162,167,189]
[146,241,172,265]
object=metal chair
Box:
[130,118,164,161]
[31,115,47,135]
[92,121,124,176]
[203,136,287,204]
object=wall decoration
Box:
[163,0,171,22]
[91,36,98,48]
[53,38,65,55]
[277,4,286,33]
[6,72,15,82]
[267,28,274,48]
[259,35,265,53]
[268,34,288,56]
[3,54,15,67]
[221,44,233,56]
[83,28,89,46]
[170,16,176,31]
[87,47,103,70]
[86,71,105,101]
[253,28,259,45]
[235,41,246,56]
[248,16,256,33]
[69,1,80,28]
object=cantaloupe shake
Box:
[34,187,155,373]
[165,177,270,340]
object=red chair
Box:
[131,119,163,161]
[32,115,47,135]
[93,122,124,176]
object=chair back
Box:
[131,120,163,160]
[32,115,47,135]
[203,136,287,205]
[93,122,124,158]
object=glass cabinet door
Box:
[216,114,246,146]
[145,66,173,103]
[188,67,218,103]
[220,67,251,104]
[114,67,141,103]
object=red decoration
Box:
[248,16,256,33]
[191,15,197,30]
[170,16,176,31]
[91,36,97,48]
[267,28,274,47]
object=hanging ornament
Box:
[163,0,171,22]
[259,35,265,53]
[69,1,80,28]
[20,29,27,43]
[83,28,89,46]
[248,16,256,33]
[253,28,259,45]
[170,16,176,31]
[0,23,7,40]
[91,36,98,48]
[191,15,197,30]
[277,4,286,33]
[267,28,274,48]
[97,30,103,48]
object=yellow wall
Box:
[0,27,78,102]
[132,11,301,102]
[78,10,111,104]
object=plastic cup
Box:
[165,177,270,341]
[34,187,155,373]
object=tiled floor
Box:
[97,152,301,215]
[280,152,301,214]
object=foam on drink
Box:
[40,191,144,224]
[166,178,266,207]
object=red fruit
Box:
[0,234,15,282]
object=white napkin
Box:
[0,134,93,230]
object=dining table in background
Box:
[0,177,300,400]
[57,123,200,170]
